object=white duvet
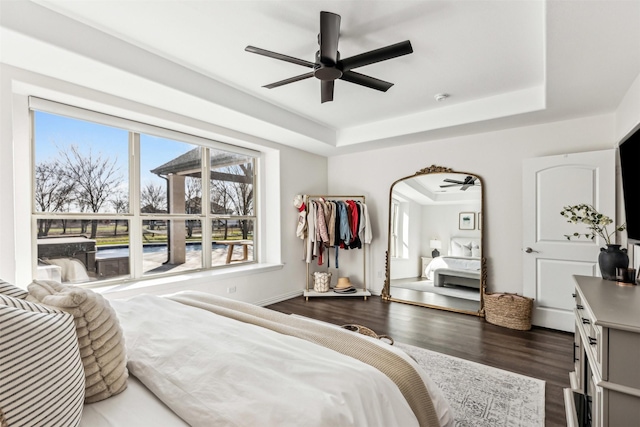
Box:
[110,295,453,427]
[424,256,481,280]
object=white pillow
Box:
[451,241,462,256]
[0,295,85,427]
[451,240,472,257]
[471,242,481,258]
[28,280,128,403]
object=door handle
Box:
[525,247,539,253]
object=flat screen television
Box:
[619,124,640,244]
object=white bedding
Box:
[108,294,453,427]
[424,256,481,280]
[80,376,189,427]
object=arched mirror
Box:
[382,166,485,316]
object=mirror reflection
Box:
[384,167,484,315]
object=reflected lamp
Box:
[430,239,442,258]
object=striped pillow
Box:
[0,295,85,427]
[0,280,28,299]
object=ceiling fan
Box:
[245,11,413,103]
[440,176,480,191]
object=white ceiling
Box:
[393,172,482,205]
[1,0,639,156]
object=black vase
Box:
[598,244,629,280]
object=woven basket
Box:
[341,324,394,345]
[312,272,331,293]
[484,293,533,331]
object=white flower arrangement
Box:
[560,203,626,246]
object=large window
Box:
[32,99,257,285]
[390,198,409,259]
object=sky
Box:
[34,111,195,189]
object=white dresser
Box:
[565,275,640,426]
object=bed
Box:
[0,280,454,427]
[424,237,481,289]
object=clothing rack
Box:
[303,195,371,301]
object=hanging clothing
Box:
[305,201,317,263]
[326,201,336,247]
[303,197,372,264]
[360,202,372,244]
[315,201,329,244]
[347,200,362,249]
[294,196,307,239]
[336,201,351,248]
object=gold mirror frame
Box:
[381,165,486,316]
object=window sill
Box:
[88,263,284,299]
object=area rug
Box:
[289,314,544,426]
[390,283,480,301]
[396,342,545,427]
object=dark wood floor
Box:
[267,295,573,427]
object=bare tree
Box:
[225,163,254,239]
[59,145,122,239]
[185,177,202,213]
[185,177,202,238]
[210,177,233,239]
[141,182,166,213]
[141,182,166,230]
[111,190,129,236]
[35,160,74,236]
[227,164,254,215]
[209,162,254,239]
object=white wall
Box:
[0,64,328,305]
[329,113,618,294]
[616,72,640,142]
[420,202,482,257]
[1,52,638,304]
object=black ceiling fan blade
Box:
[339,40,413,72]
[321,80,334,103]
[460,185,471,191]
[263,72,315,89]
[440,184,461,188]
[245,46,315,68]
[443,178,465,184]
[319,11,340,64]
[340,71,394,92]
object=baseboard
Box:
[257,288,381,306]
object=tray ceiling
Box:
[1,1,639,155]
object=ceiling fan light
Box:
[246,11,413,103]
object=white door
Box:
[522,149,615,331]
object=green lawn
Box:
[41,223,249,246]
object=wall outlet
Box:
[227,286,236,294]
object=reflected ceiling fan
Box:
[245,11,413,103]
[440,176,480,191]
